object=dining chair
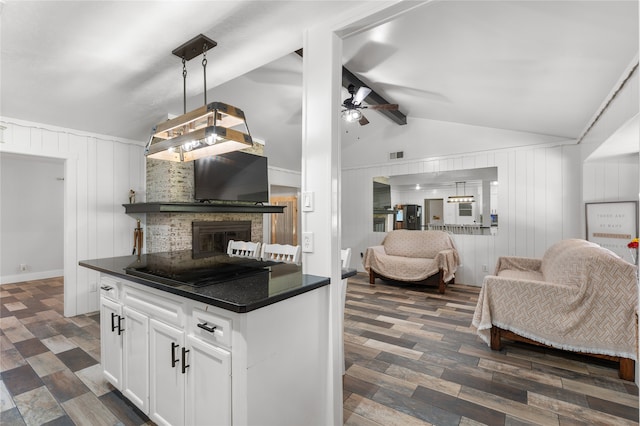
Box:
[261,243,302,265]
[227,240,262,259]
[340,248,352,269]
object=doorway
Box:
[270,196,298,245]
[424,198,444,228]
[0,153,64,285]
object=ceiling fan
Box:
[341,84,399,125]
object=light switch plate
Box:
[302,232,314,253]
[302,191,314,212]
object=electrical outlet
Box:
[482,264,488,272]
[302,232,314,253]
[19,263,27,272]
[90,282,98,292]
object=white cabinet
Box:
[99,296,122,388]
[99,275,231,426]
[98,273,328,425]
[185,334,231,426]
[122,305,149,413]
[149,319,185,426]
[150,311,232,426]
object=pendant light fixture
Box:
[144,34,253,162]
[447,181,475,203]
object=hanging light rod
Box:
[145,34,253,162]
[447,181,475,203]
[171,34,217,60]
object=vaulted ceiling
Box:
[1,1,637,170]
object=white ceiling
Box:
[1,1,638,170]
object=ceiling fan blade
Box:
[369,103,398,111]
[358,114,370,126]
[353,87,372,105]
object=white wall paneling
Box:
[583,154,639,203]
[0,117,146,316]
[342,142,583,286]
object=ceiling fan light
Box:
[342,109,362,122]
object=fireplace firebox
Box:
[192,221,252,259]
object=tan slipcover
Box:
[472,239,638,360]
[363,230,459,283]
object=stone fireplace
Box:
[144,143,265,253]
[192,220,252,258]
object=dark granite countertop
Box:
[80,251,356,313]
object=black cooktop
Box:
[124,251,279,287]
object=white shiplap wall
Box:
[0,117,146,316]
[342,142,583,286]
[583,154,639,203]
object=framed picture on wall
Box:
[585,201,638,263]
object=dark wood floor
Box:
[0,277,152,426]
[343,273,639,425]
[1,275,638,425]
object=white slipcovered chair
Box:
[261,243,301,265]
[472,238,637,381]
[227,240,261,259]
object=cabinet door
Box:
[185,335,231,426]
[122,306,149,413]
[149,319,185,426]
[100,296,122,388]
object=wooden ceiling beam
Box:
[341,67,406,126]
[295,49,407,126]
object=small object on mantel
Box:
[132,219,143,256]
[129,189,136,204]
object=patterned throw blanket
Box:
[472,239,638,360]
[363,230,460,282]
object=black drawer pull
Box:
[117,316,124,335]
[171,342,179,368]
[111,312,118,332]
[197,322,217,333]
[100,285,113,291]
[181,347,190,374]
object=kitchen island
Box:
[80,251,351,426]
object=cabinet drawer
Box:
[124,285,184,328]
[100,276,121,301]
[190,307,232,349]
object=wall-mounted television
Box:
[194,151,269,203]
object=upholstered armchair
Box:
[363,230,459,293]
[472,239,637,381]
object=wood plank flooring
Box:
[343,273,639,425]
[0,275,637,425]
[0,278,152,426]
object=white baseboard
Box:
[1,269,64,285]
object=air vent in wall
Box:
[389,151,404,160]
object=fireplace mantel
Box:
[123,202,285,214]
